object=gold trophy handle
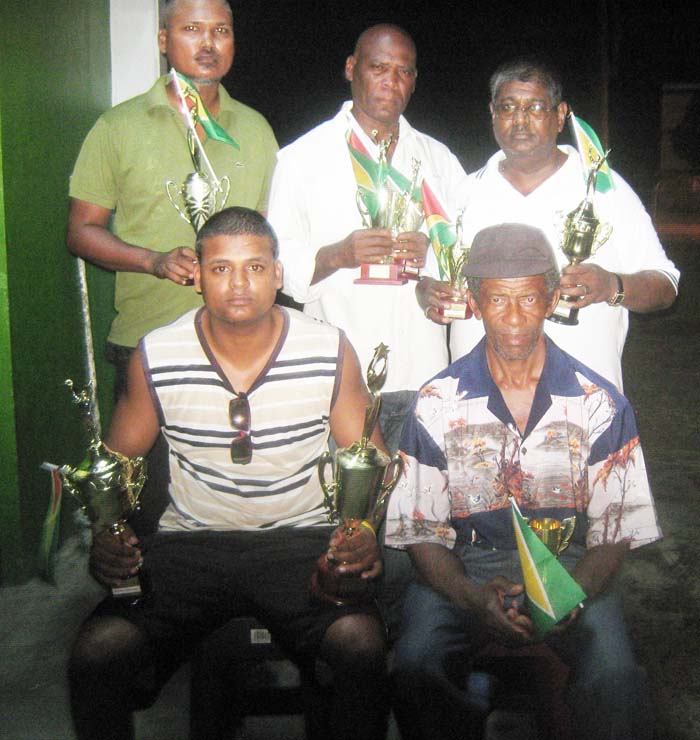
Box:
[356,190,372,228]
[368,453,404,530]
[317,451,339,522]
[559,516,577,555]
[165,180,192,225]
[591,222,612,255]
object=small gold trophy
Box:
[59,259,147,599]
[529,516,576,558]
[310,344,404,605]
[548,153,612,326]
[437,210,473,320]
[354,132,424,286]
[165,71,231,233]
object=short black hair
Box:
[490,58,563,106]
[196,207,279,260]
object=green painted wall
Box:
[0,1,115,583]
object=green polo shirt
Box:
[70,76,278,347]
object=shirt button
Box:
[521,447,527,455]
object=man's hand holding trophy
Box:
[310,343,404,605]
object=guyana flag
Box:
[421,180,456,280]
[511,499,587,634]
[37,464,63,583]
[568,112,613,193]
[170,69,239,150]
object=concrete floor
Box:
[1,237,699,740]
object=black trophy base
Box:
[309,553,375,606]
[548,298,579,326]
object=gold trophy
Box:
[437,210,473,320]
[165,72,231,233]
[548,152,612,326]
[59,259,146,599]
[529,516,576,558]
[310,344,404,605]
[354,132,424,286]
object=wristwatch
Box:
[607,274,625,307]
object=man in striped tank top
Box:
[68,207,390,740]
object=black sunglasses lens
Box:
[229,397,252,464]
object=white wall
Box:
[110,0,162,105]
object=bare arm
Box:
[66,198,198,285]
[560,265,677,313]
[409,542,535,645]
[90,350,161,587]
[416,276,464,325]
[572,540,630,599]
[312,229,429,285]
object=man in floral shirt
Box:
[387,223,659,740]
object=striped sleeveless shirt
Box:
[140,306,343,531]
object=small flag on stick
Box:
[568,113,614,193]
[510,498,587,634]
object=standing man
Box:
[419,58,678,390]
[67,0,278,396]
[268,24,468,452]
[68,208,390,740]
[387,223,660,740]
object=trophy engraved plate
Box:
[549,152,612,326]
[529,516,576,558]
[437,210,473,320]
[310,344,404,605]
[354,134,424,286]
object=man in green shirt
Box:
[67,0,278,395]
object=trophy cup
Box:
[354,133,424,286]
[59,259,146,599]
[548,153,612,326]
[165,72,231,234]
[529,516,576,558]
[310,344,404,605]
[436,210,473,320]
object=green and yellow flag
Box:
[511,499,587,634]
[568,113,613,193]
[421,181,457,280]
[170,69,239,150]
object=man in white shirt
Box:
[418,58,679,391]
[268,24,469,450]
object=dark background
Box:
[222,0,700,204]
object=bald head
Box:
[353,24,416,61]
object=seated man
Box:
[68,207,389,740]
[386,223,659,740]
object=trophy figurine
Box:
[354,132,424,286]
[529,516,576,558]
[436,210,473,320]
[548,152,612,326]
[59,259,147,599]
[310,344,404,605]
[165,70,231,234]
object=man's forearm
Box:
[67,223,158,274]
[617,270,677,313]
[572,540,630,598]
[311,242,346,285]
[409,542,479,612]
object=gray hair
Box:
[489,58,563,106]
[467,267,561,305]
[196,207,278,260]
[162,0,232,28]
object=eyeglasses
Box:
[229,395,252,465]
[493,101,557,120]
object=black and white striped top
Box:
[140,306,344,531]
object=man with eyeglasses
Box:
[419,58,679,391]
[68,207,390,740]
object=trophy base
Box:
[548,297,579,326]
[110,573,143,600]
[309,554,375,607]
[354,262,408,286]
[396,260,421,281]
[439,302,473,320]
